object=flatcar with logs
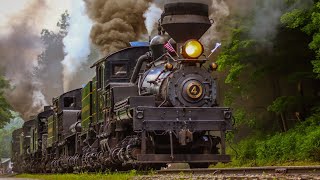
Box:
[11,0,232,173]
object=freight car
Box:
[12,0,232,172]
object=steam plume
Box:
[0,0,48,119]
[85,0,151,55]
[143,3,162,35]
[250,0,313,42]
[62,0,92,92]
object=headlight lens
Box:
[182,39,204,59]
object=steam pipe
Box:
[130,52,152,83]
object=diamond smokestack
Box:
[161,0,212,43]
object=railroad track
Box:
[157,166,320,176]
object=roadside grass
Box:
[16,170,138,180]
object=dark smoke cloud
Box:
[0,0,48,120]
[85,0,151,55]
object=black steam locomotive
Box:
[11,1,232,173]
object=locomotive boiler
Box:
[11,0,232,172]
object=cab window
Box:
[97,65,104,89]
[64,97,76,107]
[111,64,127,77]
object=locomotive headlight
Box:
[182,39,204,59]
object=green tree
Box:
[0,117,23,157]
[0,76,12,129]
[281,0,320,78]
[35,11,70,100]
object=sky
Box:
[0,0,72,35]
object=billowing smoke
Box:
[144,3,162,35]
[62,0,93,92]
[250,1,286,45]
[250,0,313,42]
[85,0,151,55]
[201,0,230,49]
[0,0,73,119]
[141,0,313,55]
[0,0,48,119]
[201,0,313,50]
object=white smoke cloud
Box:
[250,0,313,43]
[62,0,93,92]
[144,3,163,35]
[250,1,286,42]
[32,89,48,110]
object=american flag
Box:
[164,41,176,53]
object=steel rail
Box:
[157,166,320,176]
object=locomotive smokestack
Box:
[161,0,212,43]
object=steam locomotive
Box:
[11,1,232,173]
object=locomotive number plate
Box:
[186,81,203,99]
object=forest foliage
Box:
[218,0,320,132]
[218,0,320,164]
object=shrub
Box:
[230,112,320,165]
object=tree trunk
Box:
[280,113,288,132]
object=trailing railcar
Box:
[33,106,54,172]
[11,128,23,173]
[19,119,35,172]
[47,89,82,173]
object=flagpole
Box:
[207,51,215,58]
